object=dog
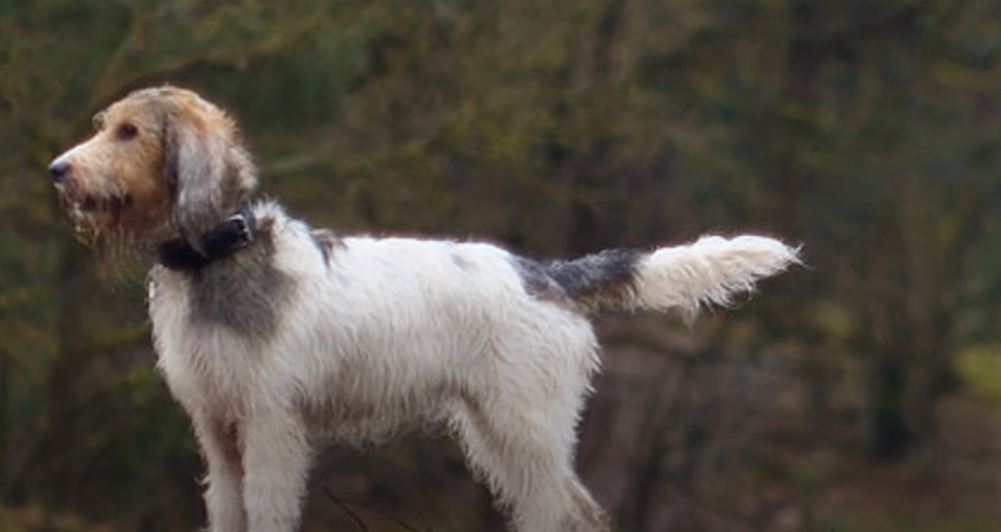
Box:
[49,86,799,532]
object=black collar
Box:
[158,203,257,272]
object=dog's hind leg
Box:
[452,368,609,531]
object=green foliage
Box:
[958,346,1001,408]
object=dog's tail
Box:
[516,235,800,318]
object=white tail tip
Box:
[633,235,800,320]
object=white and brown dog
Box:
[49,86,799,532]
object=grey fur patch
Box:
[309,228,340,265]
[451,253,474,272]
[512,248,643,311]
[187,219,295,341]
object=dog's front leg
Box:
[241,410,312,532]
[192,414,247,532]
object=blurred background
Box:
[2,0,1001,530]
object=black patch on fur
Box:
[187,219,295,341]
[512,248,643,307]
[310,228,340,265]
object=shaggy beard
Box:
[62,196,174,274]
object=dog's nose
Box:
[49,161,71,183]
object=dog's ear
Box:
[163,93,256,248]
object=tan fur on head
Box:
[49,86,257,255]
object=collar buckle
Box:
[158,202,257,272]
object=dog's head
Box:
[49,86,257,251]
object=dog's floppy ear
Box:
[163,92,256,249]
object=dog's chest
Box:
[147,264,292,414]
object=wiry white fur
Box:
[148,202,796,532]
[631,235,801,321]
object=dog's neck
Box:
[157,202,257,272]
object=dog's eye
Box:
[116,122,138,140]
